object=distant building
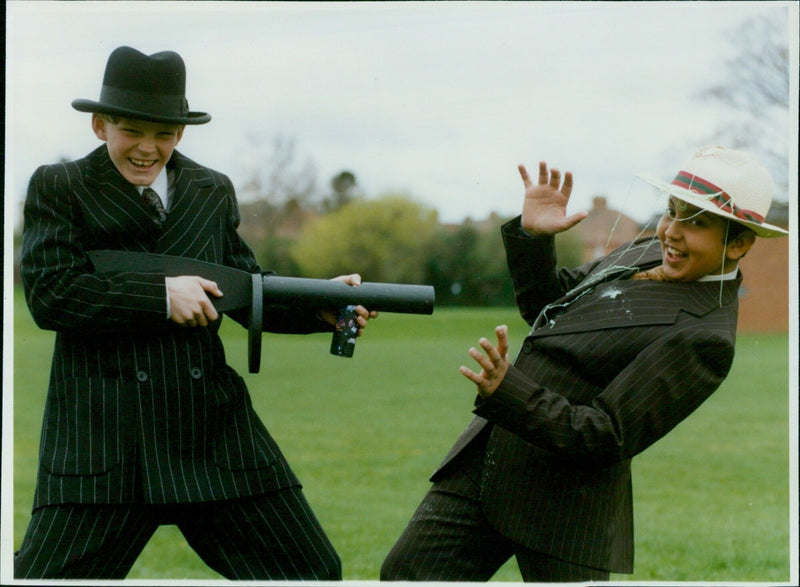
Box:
[737,235,789,333]
[577,196,642,260]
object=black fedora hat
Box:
[72,46,211,125]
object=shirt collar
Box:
[136,166,169,203]
[697,265,739,282]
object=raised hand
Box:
[519,161,587,236]
[459,325,510,399]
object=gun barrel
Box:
[87,249,436,373]
[262,275,434,315]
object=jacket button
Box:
[136,370,149,382]
[521,340,533,354]
[190,367,203,380]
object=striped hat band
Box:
[672,171,765,224]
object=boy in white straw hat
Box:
[382,146,787,582]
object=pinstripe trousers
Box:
[381,427,610,583]
[14,488,341,580]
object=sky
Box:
[5,1,798,229]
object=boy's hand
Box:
[167,276,222,327]
[318,274,379,336]
[519,162,587,236]
[459,325,510,399]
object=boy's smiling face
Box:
[656,196,754,282]
[92,114,184,186]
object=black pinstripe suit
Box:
[16,145,340,579]
[383,217,740,581]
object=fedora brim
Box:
[636,172,788,238]
[72,99,211,125]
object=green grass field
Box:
[11,286,791,582]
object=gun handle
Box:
[330,305,359,358]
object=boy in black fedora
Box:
[16,45,377,580]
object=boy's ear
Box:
[725,230,756,262]
[91,113,108,141]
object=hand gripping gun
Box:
[88,250,435,373]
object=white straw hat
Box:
[636,145,788,238]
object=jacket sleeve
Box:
[501,217,605,326]
[473,310,735,465]
[20,163,170,333]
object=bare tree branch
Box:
[692,10,790,199]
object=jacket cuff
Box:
[473,363,539,427]
[501,216,552,241]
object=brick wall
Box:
[737,237,789,333]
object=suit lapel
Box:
[82,146,164,248]
[158,151,225,259]
[82,147,219,254]
[84,146,150,220]
[166,151,214,215]
[529,238,741,338]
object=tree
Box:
[290,195,438,283]
[236,133,319,238]
[424,222,515,307]
[234,134,320,269]
[238,133,319,209]
[693,9,790,199]
[323,170,360,212]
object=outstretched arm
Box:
[470,319,734,464]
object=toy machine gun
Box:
[88,250,435,373]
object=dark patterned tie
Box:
[142,187,167,227]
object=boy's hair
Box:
[726,220,755,242]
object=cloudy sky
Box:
[5,1,797,228]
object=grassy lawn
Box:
[10,286,791,582]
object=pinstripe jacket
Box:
[20,145,329,509]
[432,217,741,573]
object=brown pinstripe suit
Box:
[17,145,339,579]
[384,217,740,578]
